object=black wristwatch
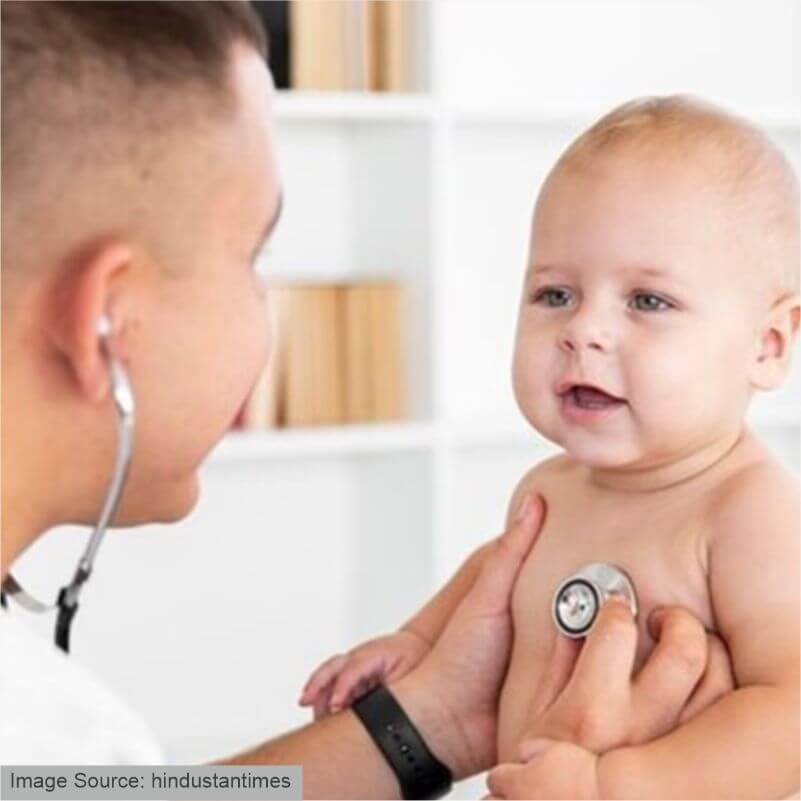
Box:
[352,685,453,800]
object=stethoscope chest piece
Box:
[552,562,638,638]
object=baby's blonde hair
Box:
[553,95,800,295]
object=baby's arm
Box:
[598,462,800,799]
[299,541,496,715]
[301,465,543,715]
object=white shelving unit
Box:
[13,1,799,784]
[232,0,801,584]
[273,90,437,121]
[210,422,437,462]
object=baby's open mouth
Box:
[565,384,626,409]
[557,382,627,422]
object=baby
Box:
[301,96,800,797]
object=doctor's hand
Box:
[516,601,735,755]
[485,603,735,799]
[390,494,547,780]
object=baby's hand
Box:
[299,629,431,719]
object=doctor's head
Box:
[1,1,280,550]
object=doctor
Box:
[0,2,732,798]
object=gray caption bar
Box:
[1,766,302,800]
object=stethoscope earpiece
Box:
[552,563,638,638]
[1,312,135,654]
[97,312,113,339]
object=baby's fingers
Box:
[329,656,386,712]
[313,682,335,720]
[299,654,347,706]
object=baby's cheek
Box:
[514,372,559,441]
[512,339,553,406]
[631,339,688,399]
[626,343,705,430]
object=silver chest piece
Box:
[552,563,638,638]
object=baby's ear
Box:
[750,293,801,391]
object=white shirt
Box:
[0,610,164,764]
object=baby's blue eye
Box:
[534,287,574,308]
[630,292,672,312]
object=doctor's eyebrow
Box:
[251,191,284,259]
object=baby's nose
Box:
[558,321,614,353]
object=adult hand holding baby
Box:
[301,489,734,793]
[521,601,734,752]
[385,492,548,780]
[485,603,735,798]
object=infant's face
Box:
[513,152,762,468]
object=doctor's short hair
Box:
[1,0,266,280]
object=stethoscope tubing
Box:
[1,315,135,653]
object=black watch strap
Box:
[352,685,453,800]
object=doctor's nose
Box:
[558,313,614,353]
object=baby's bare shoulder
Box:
[704,447,799,549]
[703,442,799,678]
[505,452,578,525]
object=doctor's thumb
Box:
[465,493,547,616]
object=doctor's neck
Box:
[1,411,70,582]
[2,331,112,581]
[1,455,61,583]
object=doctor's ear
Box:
[48,241,133,403]
[750,293,801,391]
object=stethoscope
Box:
[0,313,631,650]
[552,563,638,638]
[0,313,135,654]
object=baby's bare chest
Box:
[512,500,714,648]
[497,490,715,759]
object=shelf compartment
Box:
[273,91,436,122]
[208,422,437,463]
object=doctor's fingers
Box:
[563,597,638,703]
[629,606,707,741]
[677,630,734,725]
[526,630,582,719]
[461,493,546,618]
